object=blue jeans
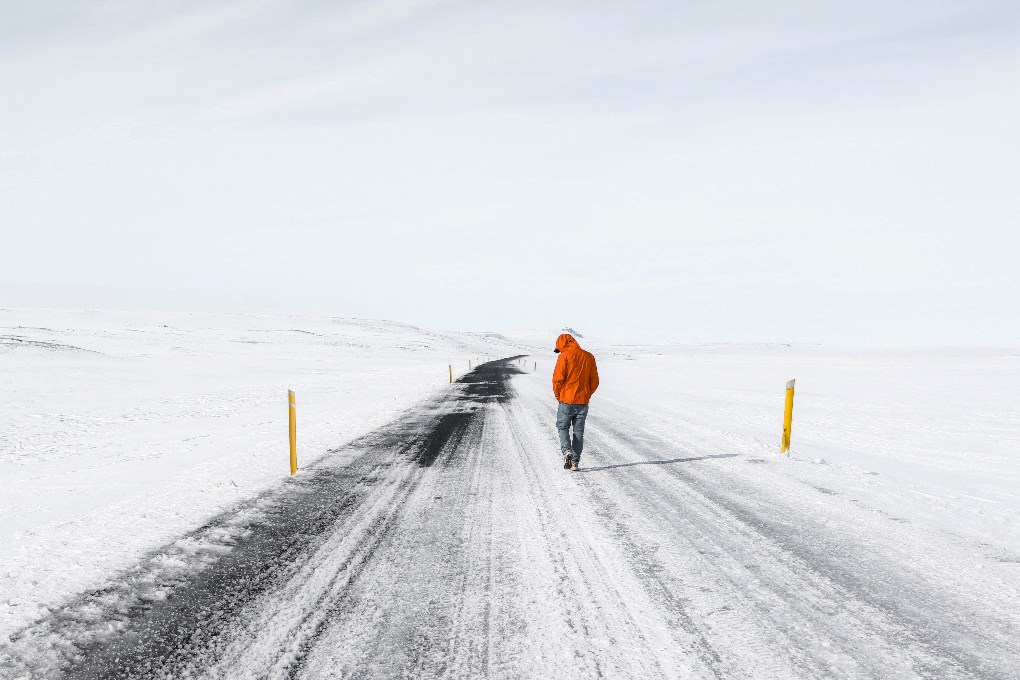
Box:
[557,402,589,462]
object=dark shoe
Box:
[571,461,579,471]
[563,451,572,469]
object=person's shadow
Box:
[578,453,738,473]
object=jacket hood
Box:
[554,333,578,353]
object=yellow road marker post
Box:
[449,365,453,383]
[288,389,297,474]
[781,379,795,454]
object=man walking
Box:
[552,333,599,471]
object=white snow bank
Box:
[0,308,535,638]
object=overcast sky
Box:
[2,0,1018,344]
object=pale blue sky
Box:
[2,0,1018,343]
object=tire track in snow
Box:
[590,414,1018,679]
[289,415,490,678]
[584,421,907,678]
[439,412,500,677]
[507,391,734,678]
[498,389,701,678]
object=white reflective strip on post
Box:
[786,379,796,390]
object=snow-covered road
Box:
[3,358,1017,679]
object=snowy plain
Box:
[1,309,1018,677]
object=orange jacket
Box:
[552,334,599,404]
